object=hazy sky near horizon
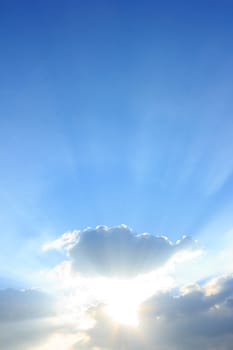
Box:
[1,1,233,349]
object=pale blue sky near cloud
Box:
[0,0,233,283]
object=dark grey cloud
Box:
[75,274,233,350]
[68,225,199,278]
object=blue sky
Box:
[1,0,233,280]
[1,1,233,349]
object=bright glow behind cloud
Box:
[1,225,233,350]
[41,225,201,328]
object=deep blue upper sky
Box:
[1,0,233,280]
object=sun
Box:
[98,272,172,327]
[105,300,139,326]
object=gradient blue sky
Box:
[1,0,233,283]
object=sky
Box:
[0,0,233,349]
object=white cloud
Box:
[2,274,233,349]
[0,288,57,321]
[1,226,233,350]
[0,288,88,350]
[42,231,80,252]
[77,274,233,350]
[45,225,200,278]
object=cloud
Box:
[77,274,233,350]
[1,228,233,350]
[0,288,86,350]
[45,225,200,278]
[2,274,233,350]
[0,288,61,350]
[0,288,57,321]
[42,231,80,252]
